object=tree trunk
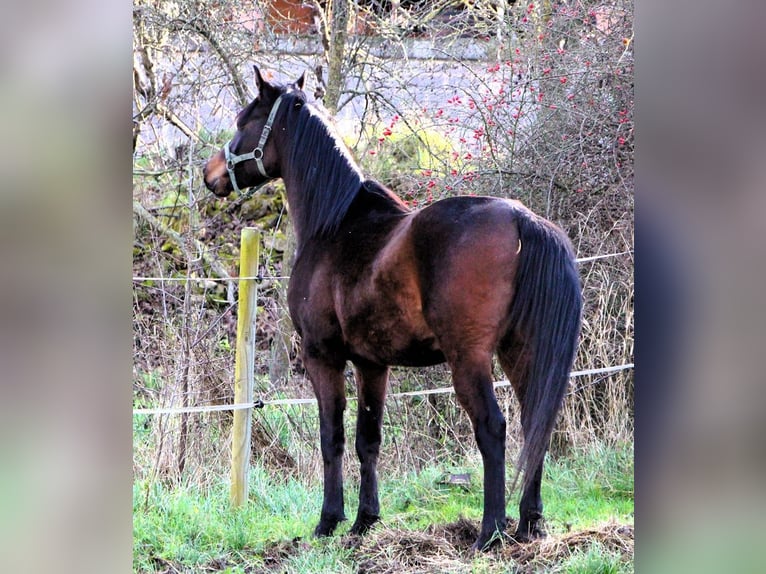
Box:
[325,0,350,114]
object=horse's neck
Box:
[280,109,365,243]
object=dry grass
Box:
[350,518,633,574]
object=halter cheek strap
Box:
[224,94,284,194]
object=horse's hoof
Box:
[470,531,503,552]
[513,525,546,543]
[314,515,346,537]
[349,513,379,535]
[514,510,546,543]
[313,524,334,537]
[469,539,496,553]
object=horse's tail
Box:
[507,208,582,492]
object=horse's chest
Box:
[288,243,443,366]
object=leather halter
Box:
[223,94,284,194]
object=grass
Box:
[133,467,319,571]
[559,542,631,574]
[133,442,633,572]
[541,443,634,533]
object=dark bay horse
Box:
[203,67,582,550]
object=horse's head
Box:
[203,66,306,197]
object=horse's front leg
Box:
[304,355,348,536]
[350,363,389,535]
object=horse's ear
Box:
[253,65,267,97]
[293,70,306,92]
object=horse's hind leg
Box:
[497,337,546,541]
[304,356,348,536]
[450,352,507,550]
[350,362,389,535]
[516,461,545,541]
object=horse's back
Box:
[293,195,534,368]
[409,195,524,257]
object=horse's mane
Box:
[282,92,369,239]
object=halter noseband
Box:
[224,94,284,194]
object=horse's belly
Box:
[342,304,444,367]
[349,335,445,367]
[386,337,446,367]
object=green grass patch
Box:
[133,467,321,572]
[559,541,632,574]
[133,442,633,572]
[379,465,484,529]
[541,442,634,533]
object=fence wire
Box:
[133,246,632,416]
[132,363,633,416]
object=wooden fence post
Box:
[230,228,260,507]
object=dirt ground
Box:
[158,517,633,573]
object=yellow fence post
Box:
[230,227,260,507]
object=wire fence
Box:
[131,250,633,283]
[132,363,634,416]
[132,247,633,417]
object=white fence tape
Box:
[132,363,633,416]
[131,251,633,283]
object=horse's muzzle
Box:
[203,156,232,197]
[206,176,233,197]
